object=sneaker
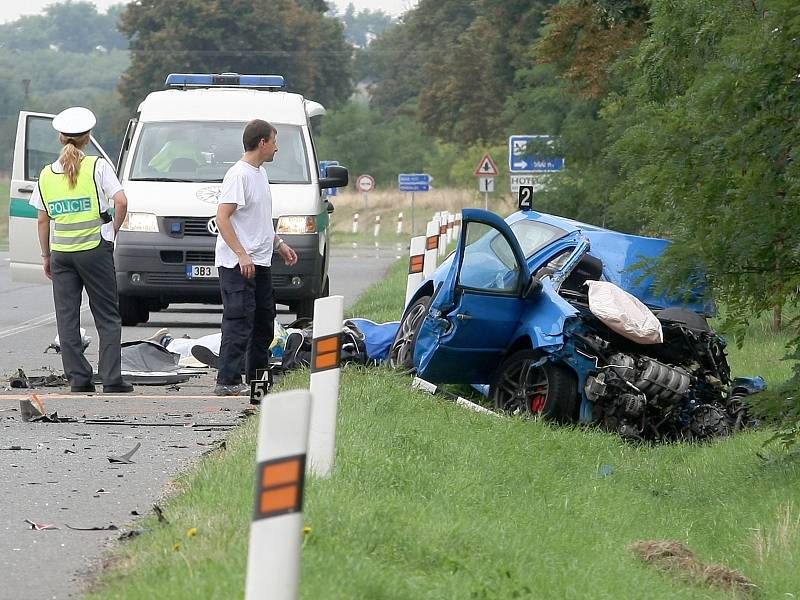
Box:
[103,381,135,393]
[144,327,170,346]
[214,383,249,397]
[191,345,219,368]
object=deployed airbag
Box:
[586,280,663,344]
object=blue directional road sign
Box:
[319,160,339,196]
[508,135,565,173]
[398,173,432,192]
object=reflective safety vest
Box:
[39,156,102,253]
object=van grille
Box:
[185,251,215,263]
[183,217,216,236]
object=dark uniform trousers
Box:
[51,240,125,388]
[217,264,275,385]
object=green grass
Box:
[0,178,9,250]
[83,258,800,599]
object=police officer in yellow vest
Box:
[31,107,134,393]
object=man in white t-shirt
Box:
[213,119,297,396]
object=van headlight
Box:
[121,212,159,233]
[276,216,317,234]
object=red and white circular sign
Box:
[356,174,375,193]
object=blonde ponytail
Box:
[58,132,91,189]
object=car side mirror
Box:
[524,275,543,299]
[320,165,348,189]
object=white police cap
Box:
[52,106,96,137]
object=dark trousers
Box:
[217,264,275,385]
[51,241,124,387]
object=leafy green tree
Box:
[340,3,395,48]
[0,1,127,52]
[118,0,353,113]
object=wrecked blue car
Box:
[391,207,763,441]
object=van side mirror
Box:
[524,275,543,299]
[320,165,348,189]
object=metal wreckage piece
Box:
[564,314,762,442]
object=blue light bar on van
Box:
[165,73,285,89]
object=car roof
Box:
[137,88,310,125]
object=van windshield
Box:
[128,121,310,184]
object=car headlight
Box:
[276,216,317,234]
[121,212,159,233]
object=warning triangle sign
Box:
[474,153,499,176]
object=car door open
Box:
[414,208,532,384]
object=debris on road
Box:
[153,504,169,524]
[107,442,142,464]
[24,519,58,531]
[66,523,119,531]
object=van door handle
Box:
[18,185,34,193]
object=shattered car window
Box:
[509,220,566,258]
[458,222,520,292]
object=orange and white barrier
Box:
[245,389,311,600]
[446,213,455,244]
[307,295,344,478]
[351,212,359,234]
[405,235,426,307]
[423,219,439,277]
[438,212,448,257]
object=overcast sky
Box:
[0,0,416,23]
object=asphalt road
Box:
[0,244,401,600]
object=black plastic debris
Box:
[107,442,141,464]
[1,446,31,451]
[19,399,42,422]
[153,504,169,524]
[66,523,118,531]
[10,369,69,389]
[118,529,145,541]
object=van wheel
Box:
[119,294,149,326]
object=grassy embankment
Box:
[83,247,800,599]
[0,178,9,250]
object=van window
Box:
[128,121,310,184]
[25,115,105,180]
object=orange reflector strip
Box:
[311,332,341,373]
[260,486,300,515]
[426,235,438,250]
[254,454,305,521]
[262,459,301,487]
[439,225,447,235]
[409,254,424,274]
[447,221,453,229]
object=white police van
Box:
[8,73,348,325]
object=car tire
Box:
[388,295,431,370]
[119,294,149,327]
[490,350,578,423]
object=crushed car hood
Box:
[506,211,712,315]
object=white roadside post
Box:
[454,212,462,240]
[373,214,381,238]
[446,213,455,245]
[307,295,344,478]
[405,235,426,307]
[351,212,359,234]
[423,218,439,277]
[438,212,447,257]
[396,211,404,235]
[245,389,311,600]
